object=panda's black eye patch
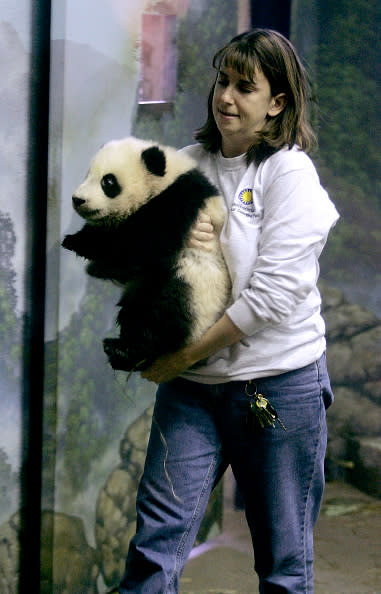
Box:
[101,173,121,198]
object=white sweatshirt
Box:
[180,144,339,384]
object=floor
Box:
[180,469,381,593]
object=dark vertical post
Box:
[250,0,291,37]
[19,0,51,591]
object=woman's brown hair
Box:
[195,29,317,164]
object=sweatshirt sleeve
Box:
[226,155,339,336]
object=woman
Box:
[118,29,339,593]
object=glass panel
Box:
[45,0,237,591]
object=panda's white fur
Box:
[62,136,231,371]
[175,244,229,343]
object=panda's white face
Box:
[72,137,196,223]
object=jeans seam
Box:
[167,451,219,591]
[302,360,324,593]
[316,357,323,398]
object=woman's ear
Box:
[268,93,287,117]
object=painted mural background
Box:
[0,16,30,524]
[0,0,380,591]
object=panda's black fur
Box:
[62,137,230,373]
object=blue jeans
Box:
[119,354,333,593]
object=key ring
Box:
[244,379,258,398]
[244,380,287,431]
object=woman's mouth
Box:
[218,109,238,118]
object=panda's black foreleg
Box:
[62,224,106,260]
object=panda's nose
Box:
[72,196,85,207]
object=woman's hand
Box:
[188,213,215,252]
[140,314,247,384]
[141,348,193,384]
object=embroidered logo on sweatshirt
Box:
[232,188,261,219]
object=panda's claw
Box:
[103,337,136,372]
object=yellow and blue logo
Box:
[238,188,253,205]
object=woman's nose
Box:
[221,85,234,103]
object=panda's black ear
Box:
[141,146,166,177]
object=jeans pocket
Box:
[254,361,326,435]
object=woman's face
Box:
[212,64,285,157]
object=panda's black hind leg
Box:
[103,337,143,372]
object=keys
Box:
[245,382,287,431]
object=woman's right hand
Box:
[188,213,215,252]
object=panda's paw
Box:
[103,338,134,372]
[61,234,76,251]
[86,261,107,279]
[62,233,88,257]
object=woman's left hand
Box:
[187,213,215,251]
[140,348,193,384]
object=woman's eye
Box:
[239,84,253,93]
[216,74,228,86]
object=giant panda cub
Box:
[62,137,231,373]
